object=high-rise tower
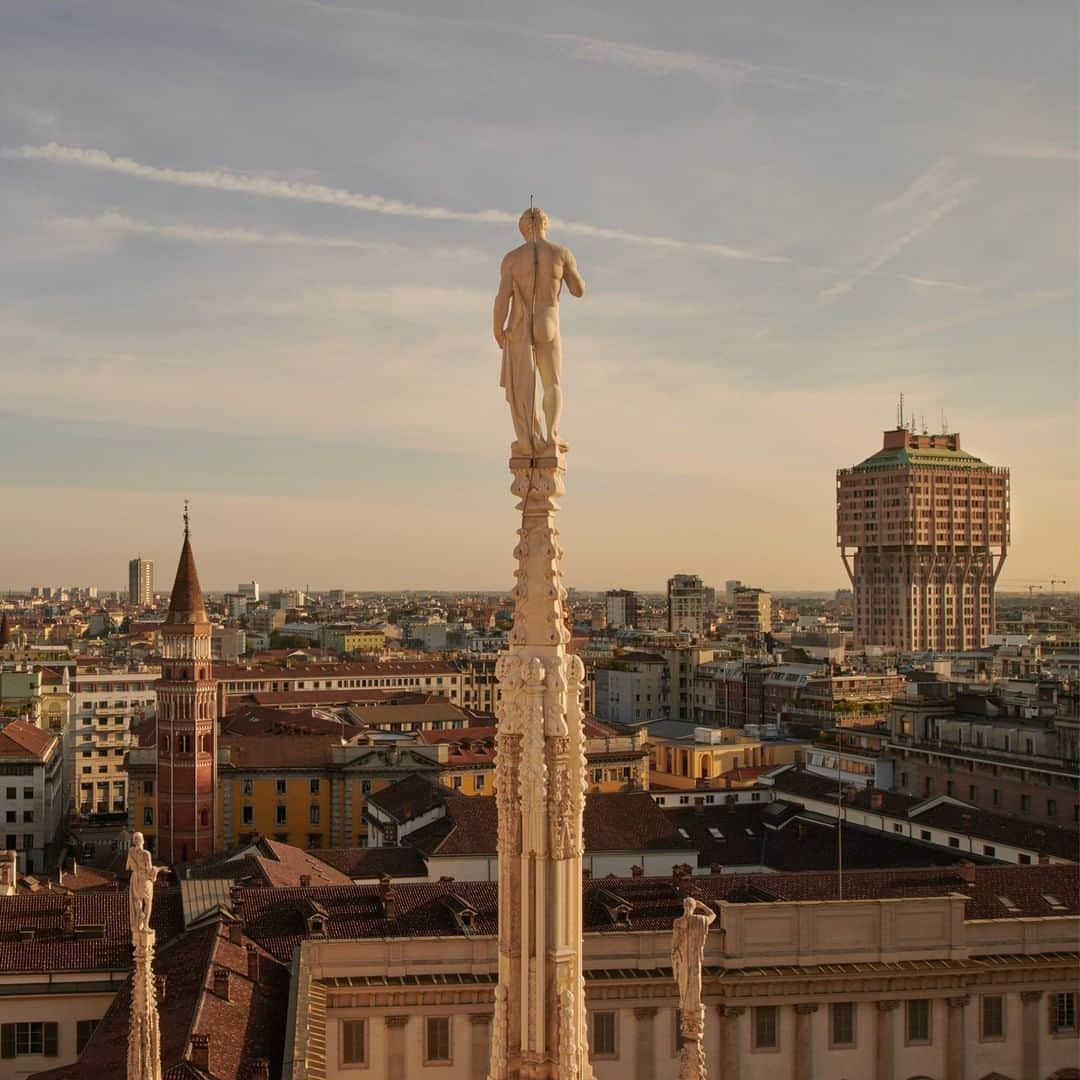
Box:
[837,425,1010,651]
[129,557,154,607]
[155,510,216,864]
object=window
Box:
[242,779,254,795]
[948,837,960,849]
[992,788,1001,807]
[476,774,486,790]
[22,788,32,800]
[1020,794,1031,813]
[276,805,287,825]
[906,999,931,1044]
[968,785,978,801]
[425,1016,451,1063]
[76,1018,98,1054]
[309,805,321,825]
[143,807,153,827]
[830,1003,855,1047]
[142,780,153,796]
[451,775,462,790]
[360,780,372,795]
[752,1006,778,1050]
[920,829,932,842]
[593,1011,617,1057]
[310,778,320,795]
[341,1019,366,1065]
[980,995,1004,1040]
[276,779,287,795]
[178,734,191,754]
[1050,992,1077,1033]
[0,1021,59,1058]
[1047,799,1058,817]
[242,805,254,825]
[983,845,996,857]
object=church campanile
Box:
[156,510,217,864]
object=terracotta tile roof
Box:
[312,846,428,879]
[216,660,459,680]
[220,734,338,769]
[367,774,457,824]
[0,889,183,973]
[165,531,208,626]
[30,917,290,1080]
[0,720,57,758]
[229,862,1080,959]
[404,789,691,858]
[221,706,354,737]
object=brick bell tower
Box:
[156,505,217,865]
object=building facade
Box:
[0,721,65,874]
[734,588,773,640]
[70,664,157,816]
[604,589,639,629]
[127,557,153,608]
[667,574,708,635]
[837,426,1010,651]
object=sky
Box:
[1,0,1077,593]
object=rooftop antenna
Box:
[897,392,904,429]
[921,414,928,435]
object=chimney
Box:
[630,864,644,878]
[191,1034,210,1073]
[213,968,231,1001]
[228,921,244,945]
[709,863,723,875]
[378,875,397,921]
[250,1060,270,1080]
[62,895,75,934]
[870,791,884,810]
[155,975,167,1002]
[246,944,261,983]
[299,874,311,888]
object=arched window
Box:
[161,735,170,753]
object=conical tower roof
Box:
[165,510,207,625]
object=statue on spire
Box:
[493,207,585,456]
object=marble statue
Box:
[672,896,716,1079]
[493,207,585,455]
[126,831,160,935]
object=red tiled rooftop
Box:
[0,720,57,758]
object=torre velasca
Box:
[837,425,1010,652]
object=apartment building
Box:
[70,664,158,815]
[0,721,65,874]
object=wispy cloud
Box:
[976,138,1078,162]
[821,157,976,302]
[38,211,488,259]
[5,143,788,264]
[547,33,891,97]
[899,274,980,294]
[876,156,965,213]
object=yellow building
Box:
[647,722,802,790]
[319,627,387,655]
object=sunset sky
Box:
[2,0,1076,592]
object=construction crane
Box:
[1050,578,1067,596]
[1026,585,1043,601]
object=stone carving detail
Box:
[126,833,163,1080]
[672,897,717,1080]
[490,214,590,1080]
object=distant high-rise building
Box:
[667,573,707,634]
[128,557,154,607]
[724,579,743,605]
[238,580,260,602]
[605,588,638,628]
[734,587,773,639]
[837,425,1009,651]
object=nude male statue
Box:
[493,207,585,455]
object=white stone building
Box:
[0,721,65,874]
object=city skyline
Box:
[2,1,1076,591]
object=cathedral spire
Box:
[165,504,207,626]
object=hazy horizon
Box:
[3,1,1076,593]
